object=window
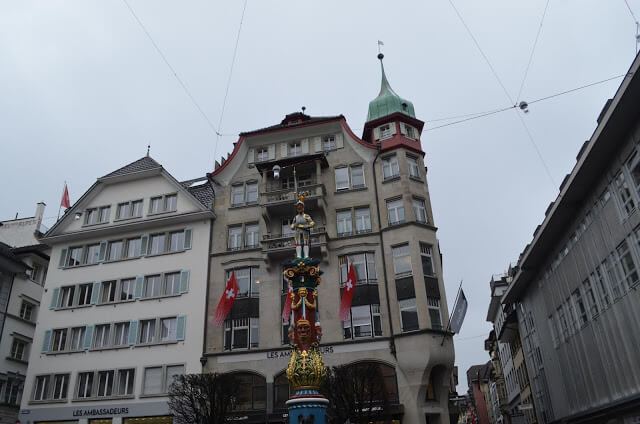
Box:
[407,156,420,179]
[150,194,177,214]
[617,239,639,287]
[323,135,336,150]
[101,280,116,303]
[145,275,162,298]
[405,125,416,139]
[33,375,50,401]
[131,199,143,217]
[274,372,291,410]
[289,142,302,156]
[150,197,163,214]
[52,374,69,400]
[94,324,111,349]
[160,317,177,341]
[231,185,244,206]
[117,200,143,219]
[335,168,349,191]
[60,286,75,308]
[557,306,569,340]
[615,172,635,215]
[604,256,625,299]
[10,339,26,360]
[246,183,258,204]
[31,262,44,284]
[340,253,377,285]
[351,165,365,188]
[228,267,260,298]
[139,319,156,344]
[150,234,166,255]
[117,369,135,395]
[582,279,599,318]
[228,226,243,250]
[245,224,259,248]
[108,240,123,261]
[224,317,259,350]
[99,206,111,223]
[69,326,86,350]
[399,298,418,332]
[169,231,185,252]
[85,208,98,225]
[593,267,611,307]
[77,372,93,398]
[51,329,67,352]
[282,218,295,237]
[230,373,266,411]
[85,244,101,265]
[97,370,115,397]
[428,297,442,330]
[337,210,353,237]
[126,237,142,258]
[20,301,34,321]
[420,243,435,276]
[387,198,405,225]
[164,272,181,296]
[78,283,93,306]
[114,322,130,346]
[120,278,135,301]
[382,155,400,180]
[165,365,184,392]
[67,246,83,267]
[257,148,269,162]
[355,207,371,233]
[343,304,382,339]
[572,289,588,326]
[143,365,184,395]
[165,194,177,212]
[392,244,412,277]
[379,124,392,140]
[412,197,427,223]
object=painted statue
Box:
[291,194,314,259]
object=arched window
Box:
[228,372,266,411]
[273,371,292,410]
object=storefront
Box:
[19,400,172,424]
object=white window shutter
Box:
[280,142,288,158]
[176,315,186,341]
[374,127,381,141]
[128,320,139,345]
[41,329,52,353]
[313,136,322,152]
[247,148,255,164]
[400,122,407,135]
[335,133,344,149]
[90,281,101,305]
[180,270,190,294]
[301,138,309,154]
[183,228,193,250]
[50,287,61,310]
[98,241,108,262]
[390,123,397,135]
[58,248,68,269]
[268,144,276,160]
[134,276,144,299]
[83,325,94,350]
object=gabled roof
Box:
[185,182,215,209]
[239,113,343,136]
[100,156,162,179]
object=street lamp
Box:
[272,165,281,180]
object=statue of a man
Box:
[291,197,314,258]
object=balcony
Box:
[260,226,328,259]
[261,179,326,218]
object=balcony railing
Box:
[261,226,327,252]
[261,183,324,206]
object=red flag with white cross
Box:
[282,283,293,322]
[212,272,238,327]
[339,264,356,321]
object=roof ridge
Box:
[100,156,162,179]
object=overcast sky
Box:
[1,0,637,391]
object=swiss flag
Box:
[60,183,70,209]
[282,284,293,322]
[212,272,238,327]
[339,264,356,321]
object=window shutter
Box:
[183,228,193,250]
[301,138,309,154]
[98,241,108,262]
[390,123,397,136]
[180,270,190,294]
[49,287,61,310]
[176,315,186,341]
[313,136,322,152]
[128,320,139,345]
[41,329,52,353]
[268,144,276,160]
[373,127,381,141]
[248,148,255,164]
[134,276,144,299]
[58,248,68,268]
[83,325,94,350]
[280,142,288,158]
[140,235,149,256]
[91,281,101,305]
[399,122,407,135]
[335,133,344,148]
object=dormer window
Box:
[323,136,336,151]
[256,148,269,162]
[405,125,415,139]
[289,142,302,157]
[380,124,392,140]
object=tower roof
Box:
[366,54,416,123]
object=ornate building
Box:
[202,55,455,424]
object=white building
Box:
[0,202,49,423]
[20,156,214,424]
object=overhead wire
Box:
[516,0,551,102]
[623,0,639,54]
[122,0,221,138]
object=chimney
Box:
[35,202,46,227]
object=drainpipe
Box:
[0,273,16,346]
[372,144,396,357]
[200,175,216,369]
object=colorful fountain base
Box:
[286,389,328,424]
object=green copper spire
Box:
[366,53,416,122]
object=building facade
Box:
[503,53,640,423]
[0,202,49,422]
[466,363,492,424]
[19,157,214,423]
[202,56,455,424]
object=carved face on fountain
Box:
[296,319,312,346]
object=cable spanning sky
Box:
[1,0,637,390]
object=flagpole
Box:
[441,279,463,346]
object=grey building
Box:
[503,53,640,423]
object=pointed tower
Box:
[362,53,425,153]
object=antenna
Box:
[301,106,306,114]
[147,144,151,157]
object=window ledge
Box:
[6,356,28,365]
[81,221,110,228]
[230,202,259,210]
[139,293,183,302]
[89,345,132,352]
[72,394,135,403]
[382,176,401,184]
[139,392,168,399]
[334,186,368,195]
[146,249,186,258]
[29,399,68,405]
[134,340,179,348]
[96,299,136,307]
[6,313,36,326]
[62,262,99,270]
[388,220,406,227]
[104,256,140,265]
[55,304,93,312]
[148,209,177,218]
[409,176,423,183]
[114,215,143,223]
